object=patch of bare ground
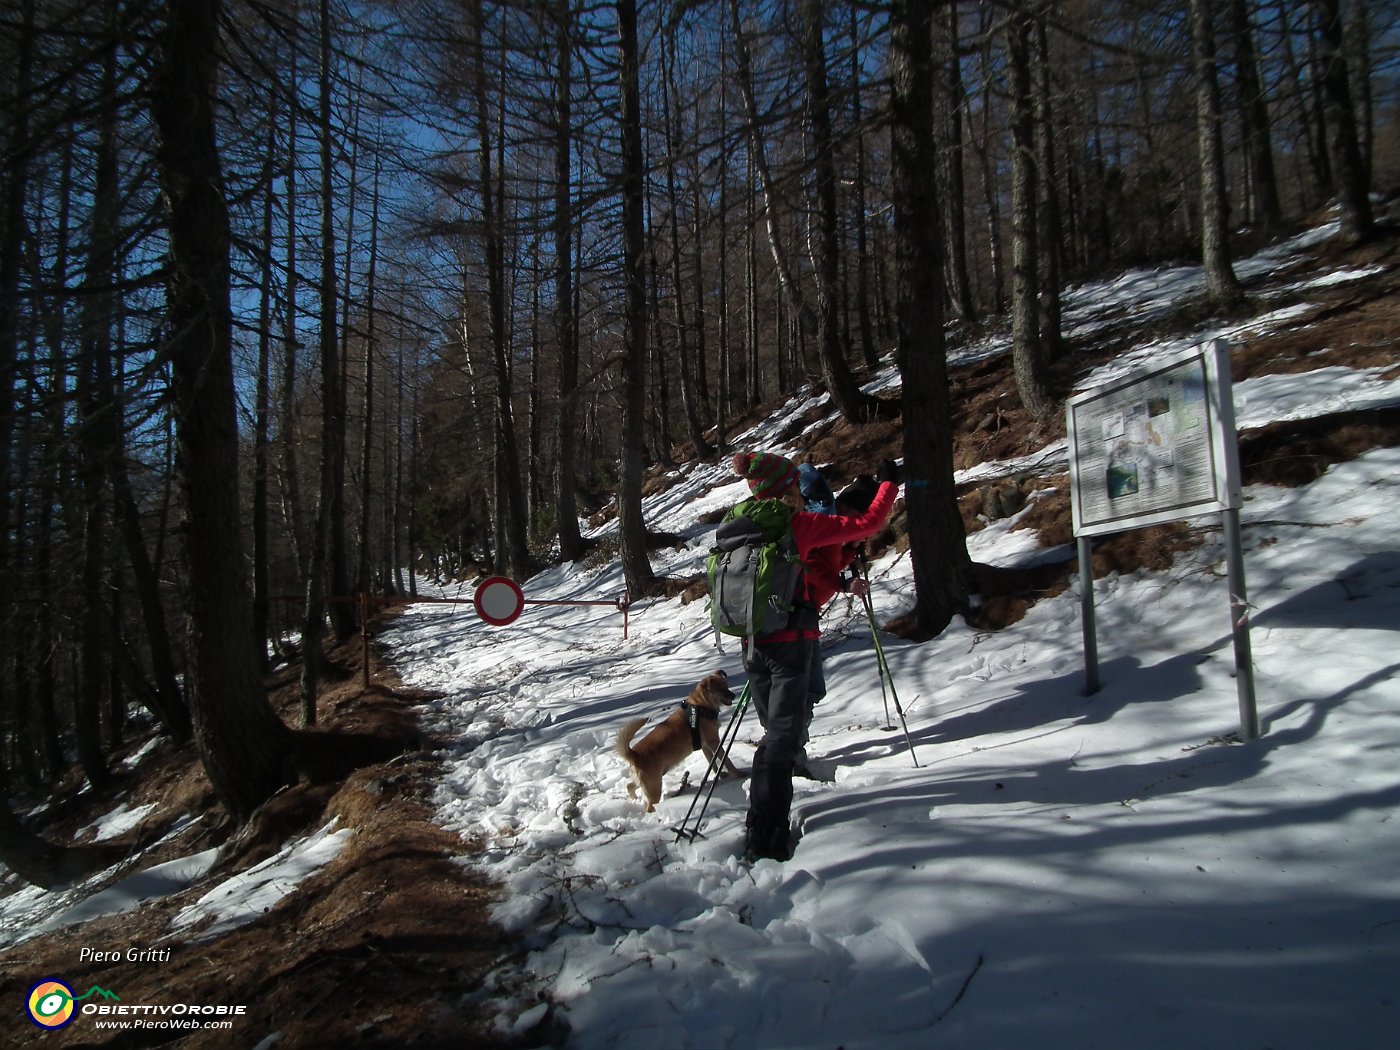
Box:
[1231,234,1400,380]
[0,622,547,1050]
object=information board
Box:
[1068,340,1241,538]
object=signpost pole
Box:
[1222,508,1260,739]
[1078,535,1100,696]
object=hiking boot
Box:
[742,821,791,863]
[793,756,835,782]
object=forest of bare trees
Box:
[0,0,1395,874]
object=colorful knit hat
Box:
[732,451,800,500]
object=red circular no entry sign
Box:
[473,575,525,626]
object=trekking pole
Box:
[673,681,752,843]
[853,554,893,730]
[857,570,920,768]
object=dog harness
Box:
[682,703,718,752]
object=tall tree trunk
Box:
[660,26,712,459]
[280,25,307,580]
[1033,13,1064,360]
[851,90,882,366]
[690,195,712,427]
[253,86,277,674]
[889,0,971,638]
[471,0,534,581]
[728,1,828,393]
[643,145,676,467]
[407,389,420,598]
[151,0,293,818]
[1228,0,1283,233]
[1188,0,1243,304]
[1312,0,1374,242]
[110,347,190,738]
[744,145,760,406]
[358,151,381,596]
[716,114,731,449]
[0,0,32,759]
[0,0,118,887]
[75,16,122,789]
[389,345,407,593]
[33,396,65,780]
[328,66,356,641]
[1007,6,1055,422]
[553,0,584,562]
[974,8,1005,315]
[1087,80,1113,270]
[938,1,977,324]
[1345,1,1373,176]
[33,485,64,779]
[715,30,733,445]
[800,0,886,422]
[302,0,342,723]
[105,582,127,747]
[29,134,74,784]
[527,258,542,526]
[1278,0,1330,205]
[617,0,656,599]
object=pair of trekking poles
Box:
[674,557,919,844]
[853,554,920,766]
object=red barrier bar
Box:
[269,589,632,691]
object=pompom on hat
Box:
[732,451,800,500]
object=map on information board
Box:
[1068,341,1241,538]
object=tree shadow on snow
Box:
[1252,550,1400,632]
[804,641,1399,859]
[821,652,1200,767]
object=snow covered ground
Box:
[2,220,1396,1049]
[381,224,1400,1048]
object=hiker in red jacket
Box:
[729,451,901,861]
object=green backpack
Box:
[707,497,805,639]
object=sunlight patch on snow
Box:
[34,849,220,940]
[84,801,158,842]
[170,823,352,943]
[121,737,165,769]
[1273,264,1389,293]
[1234,365,1400,429]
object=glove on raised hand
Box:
[877,459,903,486]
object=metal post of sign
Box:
[1221,508,1260,739]
[1078,535,1100,696]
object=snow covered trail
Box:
[379,224,1400,1047]
[381,444,1400,1049]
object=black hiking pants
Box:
[745,636,812,859]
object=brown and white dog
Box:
[616,670,743,811]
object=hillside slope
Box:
[1,209,1397,1049]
